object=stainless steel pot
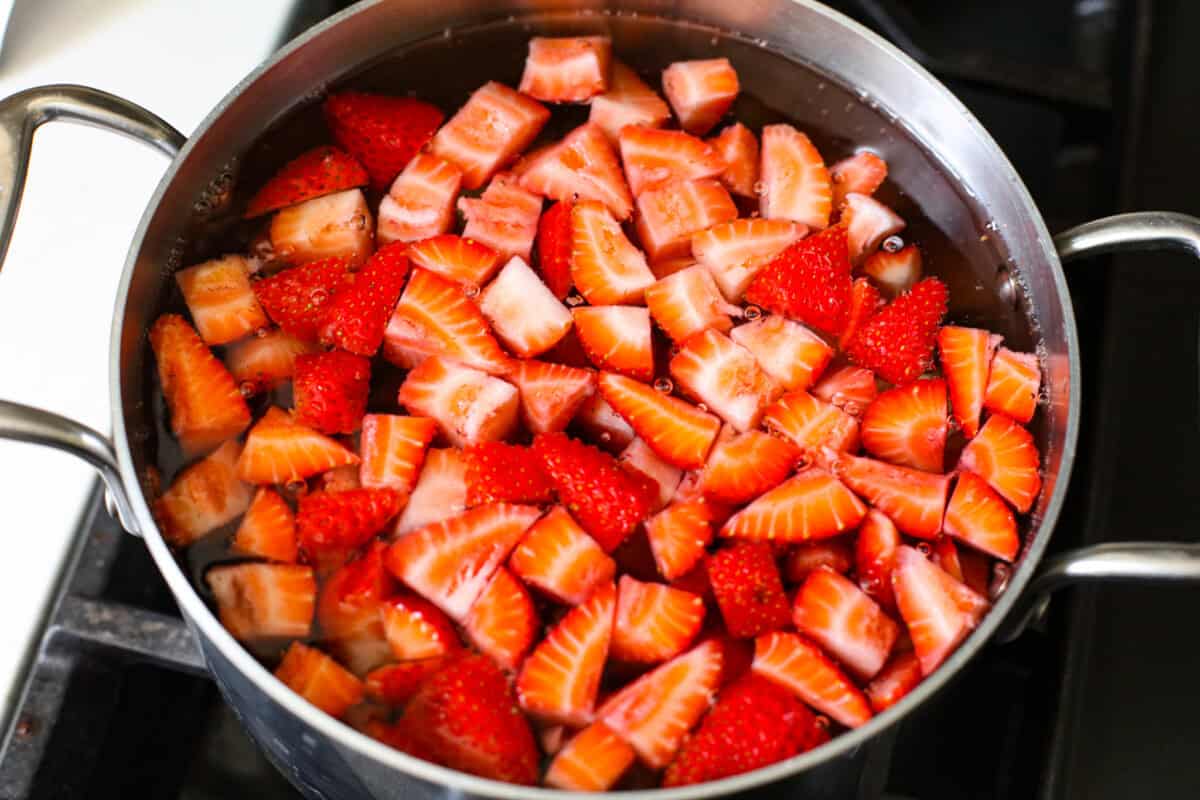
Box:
[2,1,1199,798]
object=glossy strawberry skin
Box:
[846,278,949,385]
[535,200,574,299]
[245,145,368,218]
[253,258,351,342]
[292,351,371,435]
[324,91,445,192]
[318,243,411,356]
[296,488,402,567]
[707,542,791,639]
[464,442,555,506]
[744,226,853,337]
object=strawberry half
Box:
[645,264,740,344]
[830,150,888,210]
[597,372,722,470]
[207,562,315,641]
[762,389,861,457]
[292,351,371,435]
[175,255,268,346]
[533,200,574,300]
[236,407,359,485]
[407,234,503,287]
[709,122,759,198]
[376,153,463,245]
[252,258,350,342]
[380,591,460,661]
[744,226,853,337]
[589,62,671,142]
[751,631,873,728]
[617,124,725,196]
[692,218,803,302]
[274,642,364,719]
[463,566,537,671]
[699,426,799,505]
[759,124,832,230]
[670,328,782,432]
[429,81,550,190]
[154,440,252,547]
[855,508,900,613]
[792,568,899,680]
[358,414,438,495]
[245,145,368,219]
[937,325,1000,438]
[519,123,632,219]
[544,721,636,792]
[295,487,401,568]
[943,471,1019,561]
[891,545,986,675]
[463,441,554,506]
[829,450,950,538]
[957,412,1042,512]
[570,200,655,305]
[866,649,922,713]
[783,539,854,584]
[316,243,410,356]
[661,58,739,136]
[572,306,655,382]
[645,500,717,581]
[860,378,948,473]
[984,347,1041,423]
[509,505,616,604]
[324,91,444,193]
[720,468,866,543]
[845,277,948,385]
[612,574,706,663]
[707,542,791,638]
[518,36,613,103]
[506,359,596,434]
[730,315,833,393]
[232,487,297,563]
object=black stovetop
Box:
[4,0,1200,798]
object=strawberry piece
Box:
[364,659,442,705]
[376,153,463,245]
[533,431,657,551]
[793,568,898,680]
[385,503,541,621]
[784,539,854,584]
[269,189,373,269]
[731,316,833,393]
[236,407,359,485]
[619,437,684,510]
[506,359,595,434]
[812,365,879,416]
[830,151,888,210]
[720,469,866,543]
[318,465,361,494]
[317,542,396,674]
[575,393,636,452]
[429,81,550,190]
[937,326,999,439]
[479,256,572,357]
[464,566,537,671]
[709,122,759,198]
[570,200,655,305]
[394,448,468,535]
[175,255,267,346]
[864,243,922,297]
[207,562,315,640]
[861,378,948,472]
[931,535,965,582]
[645,264,740,343]
[744,226,852,336]
[358,414,437,495]
[597,372,721,470]
[274,642,364,718]
[662,58,739,136]
[699,426,798,505]
[533,200,574,299]
[519,36,612,103]
[617,124,725,196]
[598,639,724,767]
[846,277,948,385]
[842,193,905,264]
[459,173,543,263]
[943,471,1019,561]
[225,329,317,394]
[763,390,861,457]
[407,234,503,287]
[612,575,706,663]
[519,123,632,219]
[379,591,459,661]
[572,306,655,381]
[692,218,804,301]
[464,441,554,506]
[759,124,832,229]
[545,721,636,791]
[663,673,823,787]
[635,178,737,262]
[293,351,371,435]
[154,440,251,546]
[752,631,872,728]
[646,500,717,581]
[324,91,443,192]
[252,258,351,342]
[296,487,401,567]
[707,542,790,638]
[232,487,297,562]
[397,652,539,784]
[984,347,1041,423]
[670,328,782,432]
[958,413,1042,512]
[397,356,519,447]
[830,451,950,538]
[589,62,671,142]
[866,649,922,713]
[855,509,900,612]
[517,581,616,724]
[149,314,251,455]
[245,145,368,218]
[839,277,884,350]
[892,545,986,675]
[509,506,616,604]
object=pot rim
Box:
[108,1,1081,797]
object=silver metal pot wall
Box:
[1,2,1199,798]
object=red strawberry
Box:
[699,426,799,505]
[612,575,706,663]
[544,721,636,792]
[670,328,782,432]
[744,226,853,337]
[519,123,632,219]
[245,145,368,219]
[376,153,463,245]
[236,406,359,485]
[839,277,883,349]
[252,258,350,342]
[752,631,873,728]
[645,500,717,581]
[792,568,898,680]
[398,357,520,447]
[634,178,737,262]
[365,659,443,705]
[463,441,554,506]
[811,365,879,416]
[509,506,616,604]
[296,487,401,567]
[175,255,268,346]
[855,509,900,612]
[845,277,948,385]
[958,412,1041,512]
[154,440,252,546]
[324,91,444,192]
[984,347,1041,423]
[931,535,965,582]
[407,234,502,287]
[759,124,832,230]
[864,243,922,297]
[830,150,888,210]
[597,372,722,470]
[358,414,438,495]
[783,539,854,584]
[274,642,364,719]
[478,255,573,358]
[645,264,740,343]
[379,591,460,661]
[395,448,468,535]
[709,122,759,198]
[518,36,613,103]
[534,200,574,299]
[292,351,370,435]
[207,562,316,641]
[891,545,986,675]
[573,306,655,382]
[232,487,297,563]
[575,393,636,452]
[762,390,861,457]
[662,58,739,136]
[692,218,803,301]
[706,542,791,638]
[842,193,905,264]
[570,200,655,305]
[225,329,318,394]
[317,244,409,356]
[861,378,948,472]
[506,359,596,434]
[866,649,922,712]
[730,315,833,393]
[269,189,373,269]
[937,325,1000,439]
[317,542,396,674]
[532,431,657,552]
[459,172,543,263]
[589,62,671,142]
[720,468,866,543]
[829,451,950,538]
[464,566,537,671]
[619,437,684,510]
[943,471,1019,561]
[617,124,725,196]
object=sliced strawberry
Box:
[860,378,948,473]
[379,591,460,661]
[430,81,550,190]
[784,539,854,584]
[296,487,400,568]
[619,436,684,510]
[830,451,949,538]
[324,91,443,192]
[533,200,574,299]
[236,407,359,485]
[385,503,540,621]
[364,659,442,705]
[617,124,725,196]
[572,306,655,381]
[646,500,717,581]
[759,124,832,230]
[463,441,554,506]
[984,347,1041,423]
[864,243,922,297]
[384,267,511,374]
[943,471,1019,561]
[598,639,724,767]
[318,465,361,494]
[589,62,671,142]
[937,326,999,439]
[274,642,364,718]
[670,328,781,432]
[545,721,636,791]
[839,277,884,350]
[730,316,833,393]
[519,36,612,103]
[479,256,573,357]
[317,542,396,674]
[207,562,315,640]
[931,535,965,582]
[225,328,317,394]
[812,365,879,417]
[575,393,636,452]
[855,509,900,612]
[612,574,705,663]
[699,426,798,505]
[635,178,738,262]
[892,545,986,675]
[762,390,861,456]
[662,58,739,136]
[358,414,437,495]
[408,234,503,288]
[245,145,368,218]
[464,566,537,671]
[830,151,888,210]
[376,153,462,245]
[846,277,948,385]
[519,123,632,218]
[509,505,616,604]
[232,487,297,562]
[597,372,721,470]
[707,542,791,638]
[532,431,657,551]
[842,193,905,264]
[692,218,803,301]
[570,200,655,304]
[793,568,898,680]
[709,122,759,198]
[149,314,251,455]
[175,255,267,346]
[957,413,1042,512]
[744,226,853,337]
[459,172,543,263]
[645,264,740,343]
[154,440,251,546]
[506,359,595,434]
[517,581,616,724]
[720,469,866,543]
[252,258,351,342]
[394,448,468,535]
[752,631,872,728]
[292,351,371,435]
[318,247,409,356]
[269,189,373,269]
[865,649,921,713]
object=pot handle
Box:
[997,211,1200,642]
[0,85,185,535]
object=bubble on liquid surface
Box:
[743,304,763,321]
[653,377,674,393]
[882,235,904,253]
